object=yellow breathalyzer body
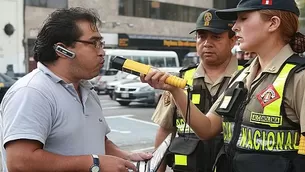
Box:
[110,56,188,89]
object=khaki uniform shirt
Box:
[152,56,238,130]
[210,45,305,133]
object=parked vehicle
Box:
[92,69,126,95]
[8,72,26,80]
[103,49,180,71]
[113,67,181,106]
[92,49,180,95]
[182,52,199,67]
[0,73,16,103]
[106,74,140,99]
[114,81,160,106]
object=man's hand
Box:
[126,152,153,161]
[99,155,137,172]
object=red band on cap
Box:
[262,0,272,5]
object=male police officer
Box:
[152,9,237,172]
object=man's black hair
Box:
[33,7,101,63]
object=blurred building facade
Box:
[25,0,239,70]
[25,0,304,71]
[25,0,207,68]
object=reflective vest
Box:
[168,65,232,172]
[175,67,230,135]
[215,55,305,172]
[167,62,244,172]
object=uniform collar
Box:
[193,56,238,79]
[37,62,93,90]
[245,44,294,74]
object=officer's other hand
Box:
[99,155,137,172]
[140,69,175,91]
[127,152,153,161]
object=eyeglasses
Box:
[75,39,105,49]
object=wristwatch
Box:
[89,154,100,172]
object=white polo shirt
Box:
[0,62,110,171]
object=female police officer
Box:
[141,0,305,171]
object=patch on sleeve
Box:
[163,91,171,106]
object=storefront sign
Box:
[119,38,129,47]
[118,33,196,48]
[163,40,196,47]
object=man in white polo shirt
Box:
[0,7,151,172]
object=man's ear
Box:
[268,16,281,33]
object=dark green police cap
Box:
[189,8,235,34]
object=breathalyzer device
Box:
[110,56,188,89]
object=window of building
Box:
[149,1,160,19]
[119,0,134,16]
[25,0,68,8]
[134,0,149,18]
[214,0,239,9]
[176,5,189,22]
[188,7,198,23]
[119,0,205,23]
[213,0,226,9]
[161,3,178,21]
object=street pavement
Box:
[100,94,158,152]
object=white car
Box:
[114,81,160,106]
[93,69,129,95]
[114,67,181,106]
[106,74,140,99]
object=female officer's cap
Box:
[216,0,300,20]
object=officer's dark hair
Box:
[33,7,101,63]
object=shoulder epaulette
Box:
[285,54,305,73]
[286,54,305,65]
[179,63,199,73]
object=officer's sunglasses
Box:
[75,39,105,49]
